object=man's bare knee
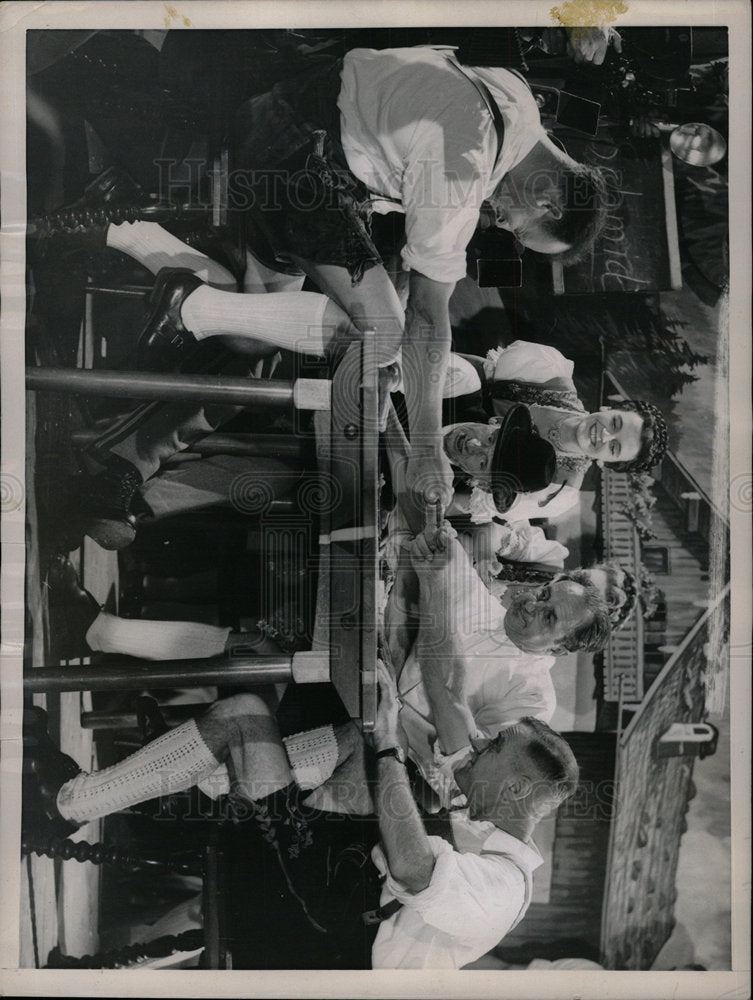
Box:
[291,259,404,365]
[197,694,273,759]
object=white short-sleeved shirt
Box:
[338,47,546,283]
[397,550,556,785]
[371,819,542,968]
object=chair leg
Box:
[44,929,205,969]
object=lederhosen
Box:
[230,56,382,284]
[225,766,532,969]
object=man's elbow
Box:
[392,853,436,895]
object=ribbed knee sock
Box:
[106,221,237,288]
[180,286,331,355]
[85,612,230,660]
[57,719,221,823]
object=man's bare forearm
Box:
[416,580,476,754]
[415,543,478,753]
[384,547,419,681]
[377,757,435,893]
[383,403,425,537]
[401,273,453,453]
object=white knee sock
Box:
[180,286,331,356]
[85,612,230,660]
[106,221,237,289]
[57,718,221,823]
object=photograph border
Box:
[1,2,750,997]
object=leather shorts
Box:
[230,57,383,283]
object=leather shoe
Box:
[22,708,82,840]
[64,165,143,214]
[136,267,203,372]
[46,555,101,659]
[56,457,143,553]
[29,166,143,272]
[83,461,142,549]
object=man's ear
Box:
[535,196,563,221]
[488,416,501,427]
[549,643,568,657]
[508,775,532,799]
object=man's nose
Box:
[601,426,615,442]
[467,437,484,453]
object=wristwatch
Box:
[375,746,407,765]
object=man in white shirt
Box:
[227,46,609,509]
[24,631,579,970]
[124,47,606,513]
[367,665,578,969]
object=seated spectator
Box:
[443,340,669,522]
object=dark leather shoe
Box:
[56,457,143,553]
[29,166,143,271]
[46,555,101,659]
[83,462,142,549]
[136,267,203,372]
[22,708,82,840]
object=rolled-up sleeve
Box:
[372,838,525,939]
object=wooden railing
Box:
[600,467,644,703]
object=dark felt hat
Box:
[489,404,557,513]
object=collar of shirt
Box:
[449,813,543,873]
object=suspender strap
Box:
[444,56,507,172]
[362,896,403,926]
[362,842,534,931]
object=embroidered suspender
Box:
[444,57,508,172]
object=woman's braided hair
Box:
[609,399,668,473]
